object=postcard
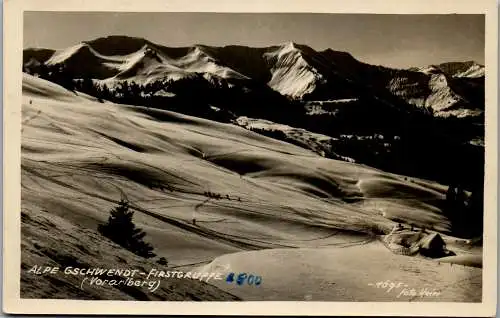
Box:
[3,0,497,315]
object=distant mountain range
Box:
[23,35,484,118]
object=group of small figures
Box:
[204,191,241,202]
[148,184,174,192]
[393,223,429,234]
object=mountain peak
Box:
[46,42,97,65]
[274,41,301,54]
[283,41,298,48]
[139,43,164,56]
[278,41,318,53]
[186,45,215,61]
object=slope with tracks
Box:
[21,73,482,301]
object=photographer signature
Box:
[368,280,441,298]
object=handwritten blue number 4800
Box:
[226,272,262,286]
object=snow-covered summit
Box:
[263,42,325,98]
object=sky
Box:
[23,12,484,69]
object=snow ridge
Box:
[263,42,325,99]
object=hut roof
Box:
[419,232,446,250]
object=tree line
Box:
[23,62,301,124]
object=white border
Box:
[3,0,498,315]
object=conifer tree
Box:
[98,199,156,259]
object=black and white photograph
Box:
[3,0,498,316]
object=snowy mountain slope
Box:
[386,74,430,108]
[235,115,356,162]
[425,73,465,112]
[409,65,441,75]
[453,63,485,78]
[200,242,481,301]
[385,68,484,116]
[108,45,250,85]
[410,61,485,79]
[402,61,485,114]
[177,46,250,80]
[110,45,186,83]
[22,73,456,249]
[263,42,326,98]
[44,43,126,79]
[21,74,482,301]
[47,43,108,66]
